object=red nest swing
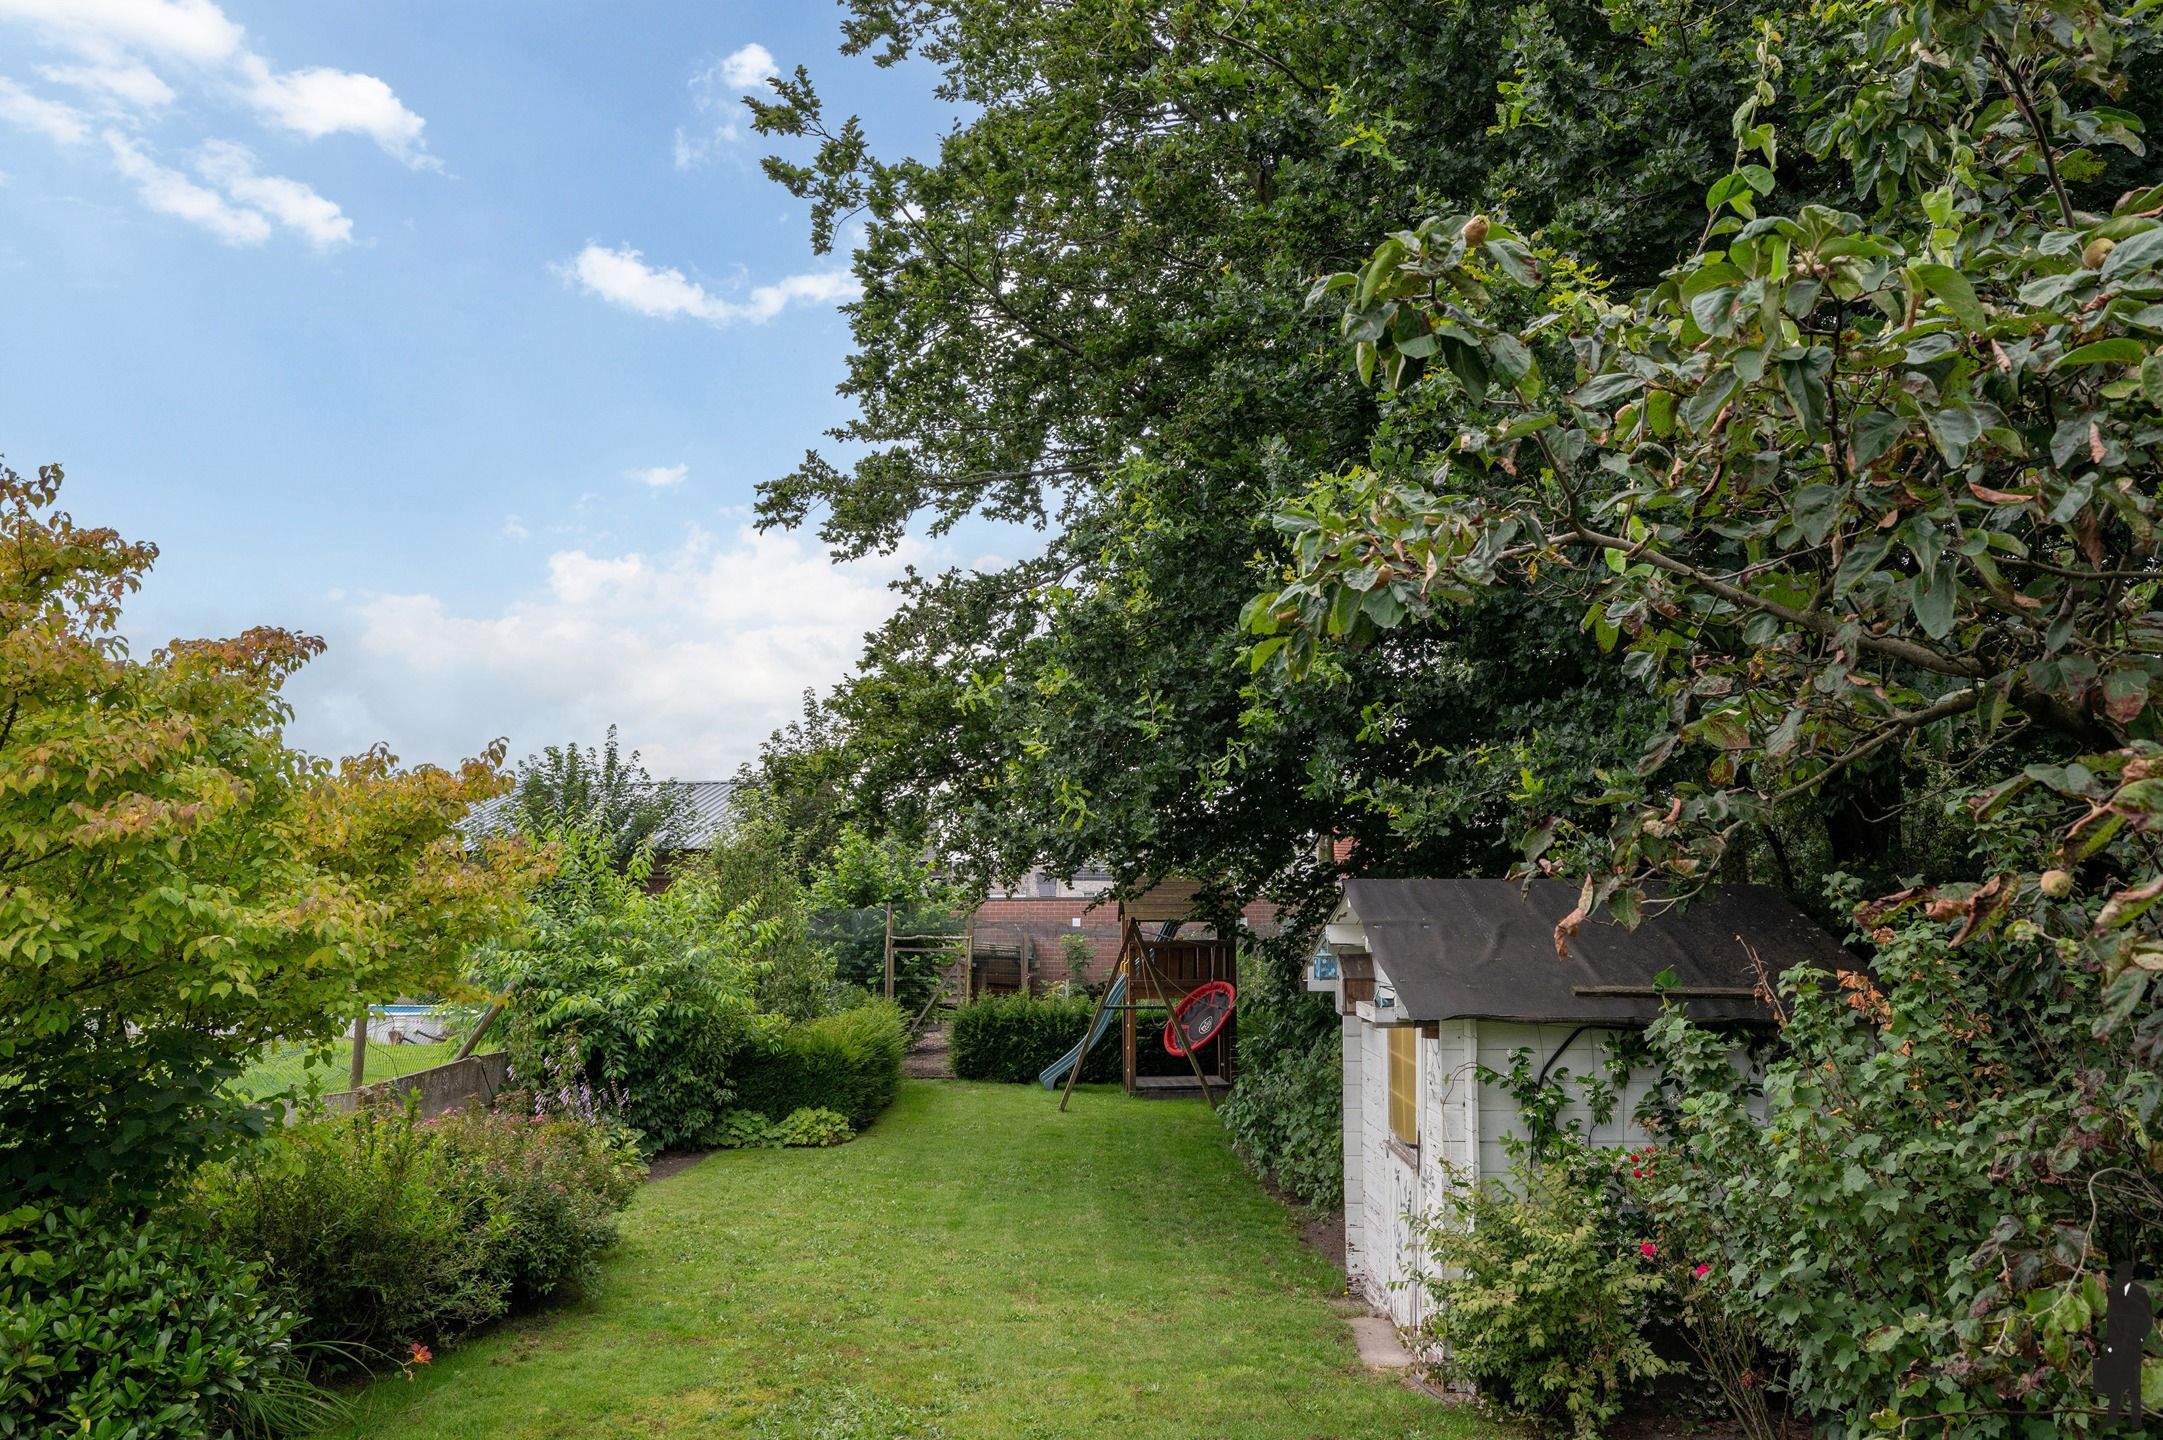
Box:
[1161,979,1237,1057]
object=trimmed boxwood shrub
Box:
[952,994,1106,1083]
[0,1205,321,1438]
[950,994,1193,1084]
[729,1001,904,1132]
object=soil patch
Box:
[1300,1206,1347,1275]
[644,1149,714,1184]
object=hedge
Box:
[729,1000,905,1131]
[950,994,1191,1084]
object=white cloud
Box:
[289,526,922,780]
[235,55,431,166]
[0,0,245,66]
[0,76,89,142]
[502,515,530,542]
[629,463,689,489]
[672,121,740,171]
[674,43,775,170]
[39,61,174,109]
[562,243,858,326]
[0,0,435,174]
[711,43,777,96]
[105,129,268,243]
[193,139,350,246]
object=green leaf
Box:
[1646,389,1676,437]
[1923,405,1982,464]
[1706,172,1752,213]
[1570,372,1642,411]
[2056,338,2146,368]
[1849,408,1907,468]
[1909,560,1958,639]
[1487,333,1535,384]
[1779,353,1831,434]
[1682,368,1740,431]
[1792,483,1844,545]
[1438,336,1490,403]
[1326,583,1360,636]
[1909,262,1988,332]
[1360,586,1407,628]
[2099,223,2163,281]
[1356,237,1405,309]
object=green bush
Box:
[1413,1158,1668,1438]
[707,1109,783,1150]
[951,993,1110,1083]
[1632,909,2157,1435]
[729,1001,904,1132]
[770,1106,854,1147]
[712,1106,857,1149]
[1219,956,1343,1208]
[481,827,766,1152]
[195,1103,643,1369]
[429,1106,645,1309]
[0,1205,327,1439]
[950,992,1195,1084]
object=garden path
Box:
[900,1024,954,1078]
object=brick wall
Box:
[962,896,1283,989]
[968,896,1124,986]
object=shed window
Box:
[1387,1026,1419,1149]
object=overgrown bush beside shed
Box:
[729,1001,905,1132]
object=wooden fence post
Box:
[883,902,895,1001]
[454,1001,504,1061]
[348,1012,368,1092]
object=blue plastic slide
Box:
[1038,971,1128,1089]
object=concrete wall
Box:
[322,1050,511,1120]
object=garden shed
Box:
[1303,878,1848,1332]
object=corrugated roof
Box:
[461,779,739,850]
[1339,878,1850,1026]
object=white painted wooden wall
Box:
[1344,1018,1668,1332]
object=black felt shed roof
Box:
[1339,879,1850,1026]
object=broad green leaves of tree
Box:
[747,0,1789,926]
[0,462,539,1204]
[513,725,693,873]
[1252,0,2163,1420]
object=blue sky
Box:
[0,0,989,780]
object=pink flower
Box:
[1639,1241,1657,1259]
[1693,1262,1711,1279]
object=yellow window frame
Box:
[1387,1025,1419,1149]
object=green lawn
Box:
[330,1081,1495,1440]
[231,1038,498,1100]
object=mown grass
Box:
[331,1080,1498,1440]
[231,1038,498,1100]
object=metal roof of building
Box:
[460,779,739,850]
[1336,878,1851,1026]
